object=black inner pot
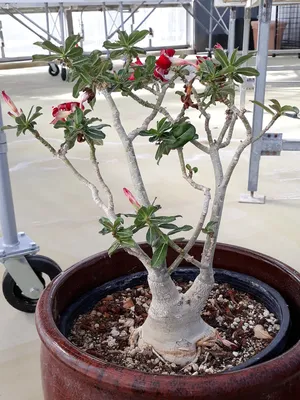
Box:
[59,267,290,372]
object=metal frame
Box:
[240,0,300,204]
[0,102,44,299]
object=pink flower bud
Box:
[214,43,223,50]
[123,188,141,209]
[1,91,21,116]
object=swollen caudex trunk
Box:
[138,267,215,366]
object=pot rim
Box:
[36,242,300,395]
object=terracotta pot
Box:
[251,21,287,50]
[36,242,300,400]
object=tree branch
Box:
[103,89,151,207]
[144,85,160,96]
[88,141,116,220]
[222,111,280,187]
[168,240,203,269]
[128,84,170,141]
[216,109,234,147]
[31,130,57,156]
[127,91,174,122]
[219,113,238,149]
[125,244,152,271]
[167,149,211,274]
[191,139,210,154]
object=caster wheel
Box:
[208,50,212,58]
[61,67,67,81]
[272,54,276,58]
[48,63,60,76]
[2,255,62,313]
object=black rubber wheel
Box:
[2,255,62,313]
[208,50,212,58]
[48,63,60,77]
[61,67,67,81]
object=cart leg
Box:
[0,102,45,299]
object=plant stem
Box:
[88,141,116,220]
[103,90,151,207]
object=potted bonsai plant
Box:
[2,31,300,399]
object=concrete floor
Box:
[1,56,300,399]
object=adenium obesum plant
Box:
[2,31,297,366]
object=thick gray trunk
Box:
[139,268,214,365]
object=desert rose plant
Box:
[2,31,297,366]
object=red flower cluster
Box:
[129,48,195,83]
[154,49,175,81]
[51,102,83,124]
[128,57,144,81]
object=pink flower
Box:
[214,43,223,50]
[196,55,211,65]
[132,57,143,66]
[1,91,21,117]
[155,52,172,71]
[123,188,141,210]
[128,57,144,81]
[154,49,198,82]
[51,101,83,124]
[79,91,90,108]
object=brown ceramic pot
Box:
[36,242,300,400]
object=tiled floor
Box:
[1,57,300,399]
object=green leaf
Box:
[159,223,178,230]
[214,49,229,67]
[99,217,113,230]
[116,228,134,240]
[205,60,215,74]
[131,46,146,56]
[146,226,159,246]
[230,48,239,64]
[72,78,85,98]
[113,217,124,228]
[118,31,129,45]
[202,221,217,234]
[232,74,244,84]
[15,114,27,126]
[103,40,123,49]
[150,215,182,225]
[109,49,126,59]
[168,225,193,235]
[1,125,17,130]
[74,107,84,125]
[269,99,281,112]
[281,105,299,114]
[108,241,121,256]
[85,128,106,141]
[151,242,168,268]
[235,67,259,77]
[67,47,84,59]
[32,54,58,62]
[53,120,67,129]
[65,34,81,53]
[99,227,111,235]
[128,30,149,46]
[119,237,136,247]
[34,40,62,54]
[233,52,256,67]
[135,206,149,221]
[251,100,275,115]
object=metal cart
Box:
[0,100,61,313]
